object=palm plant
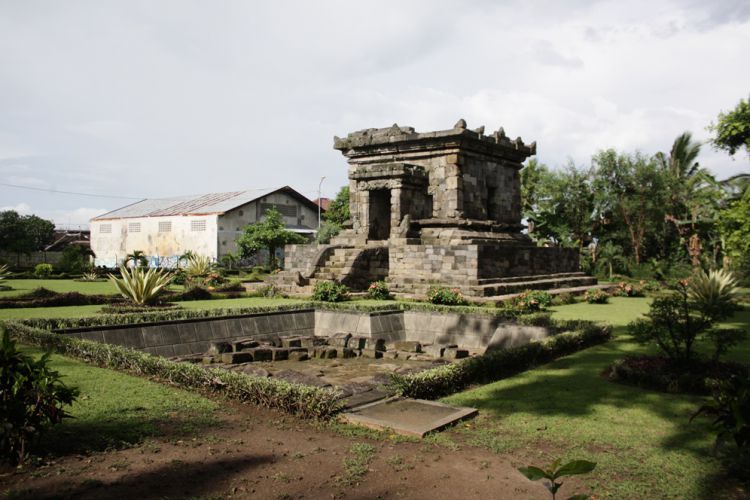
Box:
[108,266,172,306]
[124,250,149,268]
[596,241,626,280]
[0,264,8,280]
[687,269,740,322]
[178,250,197,268]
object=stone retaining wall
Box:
[59,308,550,356]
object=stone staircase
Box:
[474,272,597,297]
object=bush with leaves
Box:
[426,286,468,306]
[236,207,306,269]
[0,329,78,464]
[312,281,349,302]
[612,281,645,297]
[518,458,597,500]
[691,375,750,453]
[33,263,53,278]
[628,274,743,363]
[508,290,553,312]
[108,266,172,306]
[583,288,609,304]
[366,281,392,300]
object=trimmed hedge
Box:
[0,290,120,309]
[389,323,612,399]
[4,322,342,419]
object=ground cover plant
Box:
[366,280,392,300]
[426,285,468,306]
[312,281,350,302]
[109,266,173,306]
[443,297,750,499]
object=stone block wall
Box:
[314,310,405,342]
[63,310,315,358]
[388,244,480,287]
[477,245,579,279]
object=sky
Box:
[1,0,748,228]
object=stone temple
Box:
[273,120,595,298]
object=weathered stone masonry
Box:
[274,120,594,297]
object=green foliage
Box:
[108,266,172,306]
[692,376,750,452]
[366,280,392,300]
[124,250,148,268]
[33,263,53,278]
[426,286,468,306]
[584,288,609,304]
[323,186,350,226]
[0,264,9,280]
[390,324,611,399]
[236,207,306,269]
[312,281,349,302]
[316,220,342,244]
[183,254,213,278]
[77,271,103,282]
[611,281,645,298]
[0,211,55,261]
[518,458,597,500]
[58,245,93,274]
[629,277,743,363]
[4,322,341,419]
[718,188,750,277]
[508,290,553,312]
[595,241,627,280]
[0,328,78,464]
[710,95,750,158]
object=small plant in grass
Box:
[108,266,172,306]
[0,329,79,464]
[427,285,468,306]
[509,290,553,312]
[338,442,376,485]
[33,263,53,278]
[583,288,609,304]
[518,458,597,500]
[553,292,577,305]
[312,281,349,302]
[366,280,392,300]
[77,271,102,282]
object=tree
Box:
[718,187,750,275]
[593,150,668,265]
[124,250,148,268]
[236,208,306,269]
[323,186,350,226]
[710,95,750,158]
[58,245,94,273]
[596,241,626,280]
[0,211,55,266]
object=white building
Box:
[90,186,320,267]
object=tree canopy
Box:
[0,211,55,262]
[710,95,750,158]
[236,207,306,268]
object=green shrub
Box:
[611,281,645,297]
[366,281,392,300]
[508,290,553,312]
[170,286,213,302]
[687,269,741,322]
[4,322,341,420]
[33,263,53,278]
[628,278,744,363]
[389,324,611,399]
[426,286,468,306]
[553,292,577,305]
[692,375,750,452]
[109,266,172,306]
[0,329,78,464]
[584,288,609,304]
[312,281,349,302]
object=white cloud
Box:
[0,0,747,220]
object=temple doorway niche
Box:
[368,189,391,240]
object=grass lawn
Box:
[0,279,117,298]
[21,346,218,455]
[443,297,750,499]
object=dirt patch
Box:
[0,402,549,499]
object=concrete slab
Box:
[340,397,477,437]
[340,390,390,411]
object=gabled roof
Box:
[91,186,320,221]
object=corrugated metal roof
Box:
[92,187,303,220]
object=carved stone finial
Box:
[514,137,524,149]
[495,127,506,140]
[390,123,401,132]
[529,141,537,155]
[474,125,485,135]
[454,118,467,130]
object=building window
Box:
[128,222,141,233]
[99,224,112,234]
[191,220,206,231]
[158,221,172,233]
[238,210,244,216]
[260,203,297,217]
[222,240,227,246]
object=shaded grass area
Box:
[443,298,750,499]
[0,296,309,320]
[0,279,117,298]
[20,346,218,456]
